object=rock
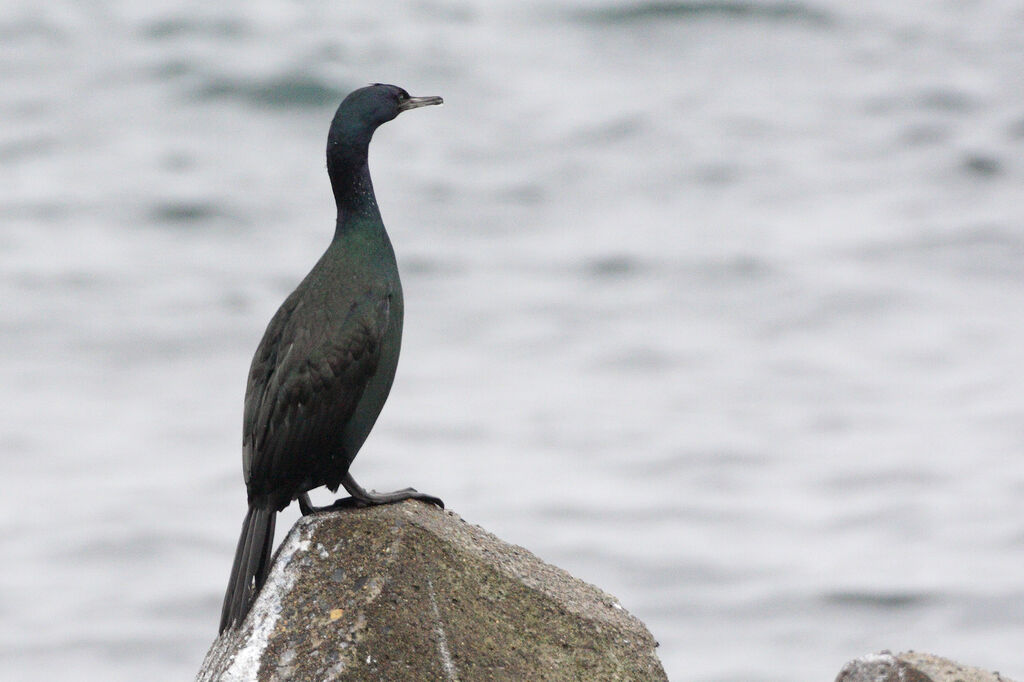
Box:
[836,650,1016,682]
[197,501,667,681]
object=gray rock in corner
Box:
[836,650,1016,682]
[197,501,667,681]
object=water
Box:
[3,1,1024,680]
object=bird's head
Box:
[329,84,443,143]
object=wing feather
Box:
[242,288,391,505]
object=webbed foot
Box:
[297,476,444,515]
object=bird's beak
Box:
[398,95,443,112]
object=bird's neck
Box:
[328,140,383,239]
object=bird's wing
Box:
[242,289,392,502]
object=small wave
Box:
[575,1,833,26]
[0,18,66,43]
[917,88,977,113]
[598,346,675,371]
[582,254,645,278]
[580,253,773,283]
[149,200,222,226]
[193,73,347,109]
[823,590,935,609]
[401,255,467,276]
[960,152,1002,179]
[865,88,980,120]
[0,135,56,162]
[859,224,1024,279]
[142,17,246,40]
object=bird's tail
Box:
[218,504,276,633]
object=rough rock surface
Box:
[197,501,667,681]
[836,650,1016,682]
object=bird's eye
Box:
[397,91,409,101]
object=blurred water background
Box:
[3,1,1024,680]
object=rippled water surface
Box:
[3,1,1024,680]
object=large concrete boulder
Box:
[197,501,667,681]
[836,650,1016,682]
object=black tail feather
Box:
[218,505,275,633]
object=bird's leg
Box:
[298,492,357,515]
[298,493,317,515]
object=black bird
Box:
[219,84,444,634]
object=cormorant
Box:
[219,84,444,634]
